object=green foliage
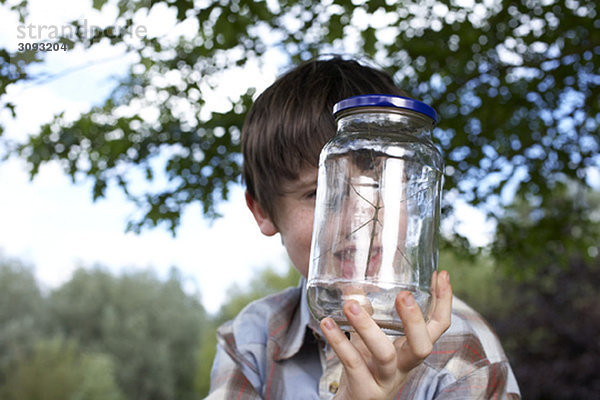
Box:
[216,265,301,323]
[492,255,600,399]
[92,0,108,11]
[194,322,219,398]
[0,338,124,400]
[1,0,597,240]
[493,180,600,276]
[439,250,508,319]
[49,267,206,400]
[488,183,600,399]
[0,259,213,399]
[0,257,48,376]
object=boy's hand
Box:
[320,270,452,400]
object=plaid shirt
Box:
[206,278,520,399]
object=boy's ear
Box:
[245,191,278,236]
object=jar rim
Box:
[333,94,438,123]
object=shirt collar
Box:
[274,276,324,361]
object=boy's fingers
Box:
[393,271,453,371]
[394,292,433,371]
[427,270,453,341]
[321,272,453,389]
[320,317,373,380]
[343,300,398,378]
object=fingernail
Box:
[403,294,415,306]
[323,318,335,330]
[350,301,361,315]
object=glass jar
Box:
[307,94,443,335]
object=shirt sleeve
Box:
[434,360,521,400]
[205,343,263,400]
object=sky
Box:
[0,0,497,314]
[0,0,290,313]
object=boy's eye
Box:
[305,189,317,199]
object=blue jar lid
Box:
[333,94,438,123]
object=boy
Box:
[206,57,520,399]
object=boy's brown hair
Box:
[242,56,408,225]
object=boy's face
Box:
[247,167,318,277]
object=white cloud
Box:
[0,156,287,313]
[453,200,496,247]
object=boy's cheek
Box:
[278,235,309,277]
